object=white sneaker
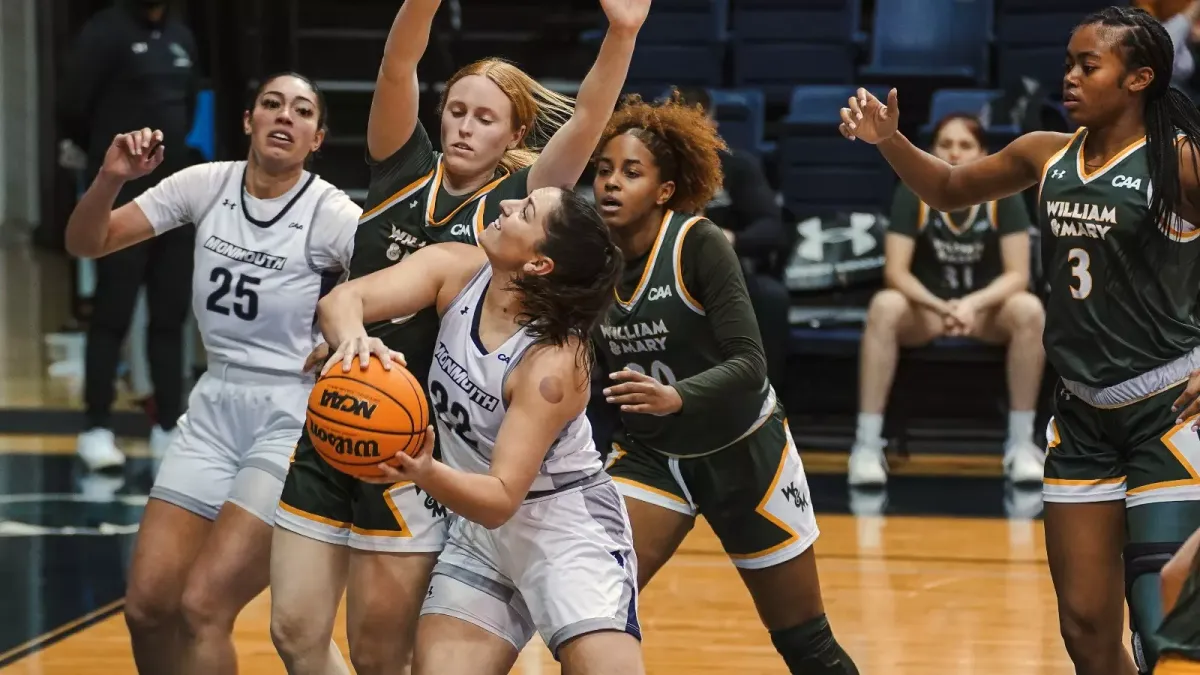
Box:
[848,443,888,487]
[149,425,176,460]
[1004,440,1045,485]
[77,428,126,471]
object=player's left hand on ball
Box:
[604,367,683,416]
[363,426,436,484]
[322,336,405,375]
[1172,368,1200,430]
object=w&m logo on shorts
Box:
[319,390,378,419]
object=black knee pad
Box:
[1125,542,1183,674]
[769,614,859,675]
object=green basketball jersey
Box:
[1158,560,1200,662]
[594,210,772,458]
[889,184,1029,299]
[349,123,530,384]
[1039,128,1200,388]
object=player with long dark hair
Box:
[66,72,358,674]
[269,1,649,673]
[841,6,1200,674]
[593,93,858,674]
[318,188,639,673]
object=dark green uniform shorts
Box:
[606,406,820,570]
[275,429,448,552]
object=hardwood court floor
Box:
[0,513,1085,674]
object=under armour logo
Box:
[795,213,877,262]
[288,222,303,230]
[410,200,419,209]
[781,481,808,510]
[1050,169,1066,179]
[460,305,469,315]
[222,199,236,210]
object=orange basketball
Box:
[306,356,429,479]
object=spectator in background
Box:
[849,114,1046,487]
[675,87,792,397]
[58,0,199,471]
[1138,0,1200,94]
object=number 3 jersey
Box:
[134,161,359,374]
[594,211,775,459]
[429,265,601,492]
[1039,128,1200,388]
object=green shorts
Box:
[1045,380,1200,508]
[605,406,819,570]
[275,429,448,552]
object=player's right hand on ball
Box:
[361,425,436,485]
[839,88,899,144]
[100,128,165,181]
[322,335,406,375]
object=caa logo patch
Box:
[1112,174,1142,190]
[647,285,673,302]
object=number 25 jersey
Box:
[1039,128,1200,388]
[134,161,359,375]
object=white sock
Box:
[1008,410,1036,446]
[855,413,884,448]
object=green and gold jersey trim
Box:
[671,214,706,315]
[358,170,436,225]
[614,210,672,310]
[916,201,994,235]
[424,156,511,229]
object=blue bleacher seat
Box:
[778,85,895,216]
[859,0,993,83]
[711,88,767,155]
[785,85,891,124]
[627,0,726,97]
[997,12,1083,48]
[731,0,860,104]
[997,46,1065,91]
[997,0,1108,11]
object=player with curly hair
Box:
[591,93,859,675]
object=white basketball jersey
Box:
[429,266,601,493]
[190,162,345,374]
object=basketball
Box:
[306,356,429,479]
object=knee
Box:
[865,289,909,332]
[179,576,238,637]
[1057,603,1120,662]
[124,582,180,637]
[1001,292,1045,335]
[270,605,332,662]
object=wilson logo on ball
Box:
[307,419,381,458]
[319,390,378,420]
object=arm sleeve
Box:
[887,182,921,239]
[671,220,769,415]
[133,163,227,234]
[307,187,363,272]
[994,193,1033,237]
[59,15,117,148]
[723,151,787,257]
[363,121,438,212]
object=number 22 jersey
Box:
[134,161,359,374]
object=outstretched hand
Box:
[839,88,900,145]
[600,0,651,34]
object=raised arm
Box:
[317,242,484,349]
[66,129,167,258]
[403,343,589,528]
[526,0,650,191]
[840,88,1071,212]
[367,0,442,162]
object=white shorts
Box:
[151,361,312,525]
[420,475,640,657]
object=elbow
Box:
[64,228,99,260]
[479,504,517,531]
